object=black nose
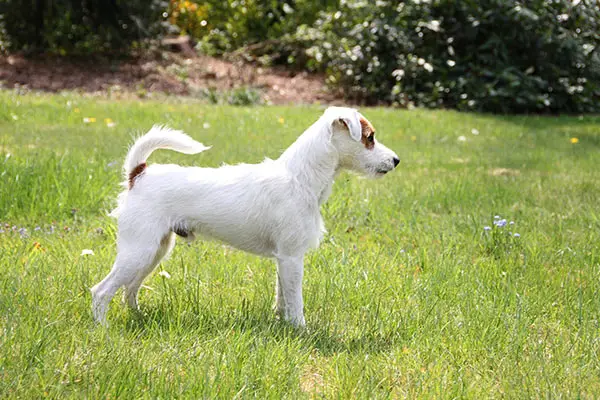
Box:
[393,157,400,167]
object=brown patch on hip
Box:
[359,117,376,150]
[128,163,147,189]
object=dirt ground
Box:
[0,52,336,104]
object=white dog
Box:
[91,106,399,327]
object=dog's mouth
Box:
[364,163,395,178]
[365,168,392,179]
[374,166,396,175]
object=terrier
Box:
[91,107,399,326]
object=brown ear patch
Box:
[128,162,147,189]
[359,117,376,150]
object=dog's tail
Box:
[124,125,210,188]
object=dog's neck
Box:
[279,120,339,205]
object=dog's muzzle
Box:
[376,157,400,174]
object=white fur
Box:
[91,107,399,327]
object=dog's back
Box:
[122,159,320,256]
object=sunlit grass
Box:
[1,91,599,398]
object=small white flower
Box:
[158,270,171,279]
[457,135,467,142]
[418,20,441,32]
[81,249,94,256]
[392,69,405,79]
[471,128,479,135]
[203,122,211,129]
[427,20,440,31]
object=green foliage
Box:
[296,0,600,113]
[226,87,263,105]
[190,0,337,55]
[195,86,264,105]
[1,0,598,112]
[167,0,211,39]
[0,0,169,55]
[173,0,600,113]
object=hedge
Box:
[1,0,598,113]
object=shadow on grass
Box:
[123,302,406,356]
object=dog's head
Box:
[324,107,399,178]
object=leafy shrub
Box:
[195,87,264,105]
[226,87,263,105]
[293,0,600,113]
[2,0,598,113]
[0,0,169,55]
[168,0,211,39]
[169,0,337,55]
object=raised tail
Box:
[124,125,210,187]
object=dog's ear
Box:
[325,107,362,141]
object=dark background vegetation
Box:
[0,0,598,113]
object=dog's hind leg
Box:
[91,229,168,325]
[123,232,176,309]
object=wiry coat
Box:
[92,107,399,327]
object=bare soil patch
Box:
[0,53,336,104]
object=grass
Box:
[1,90,599,398]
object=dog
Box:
[91,106,399,327]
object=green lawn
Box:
[1,91,599,398]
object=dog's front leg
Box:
[275,255,306,327]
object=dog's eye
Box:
[367,135,375,143]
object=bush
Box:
[195,86,264,105]
[293,0,600,113]
[2,0,598,113]
[168,0,211,40]
[0,0,169,55]
[166,0,337,55]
